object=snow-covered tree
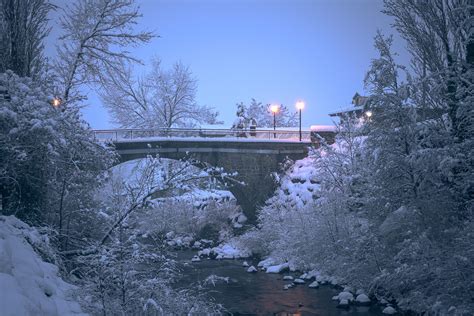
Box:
[383,0,471,140]
[234,98,298,128]
[54,0,154,104]
[101,58,221,128]
[0,71,114,247]
[243,3,473,313]
[0,0,54,79]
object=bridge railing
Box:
[92,128,312,142]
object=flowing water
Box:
[173,251,384,315]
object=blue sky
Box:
[49,0,408,129]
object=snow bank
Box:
[199,241,251,259]
[0,216,86,316]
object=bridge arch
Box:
[109,138,311,222]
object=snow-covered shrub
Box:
[106,158,243,244]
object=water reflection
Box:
[173,251,383,315]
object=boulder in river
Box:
[355,294,371,306]
[242,261,249,267]
[382,306,397,314]
[337,299,350,309]
[294,278,305,284]
[191,255,201,262]
[266,263,289,274]
[247,266,257,273]
[283,283,294,290]
[337,291,354,302]
[283,275,294,281]
[308,281,319,288]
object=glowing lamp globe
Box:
[296,100,305,110]
[270,104,280,114]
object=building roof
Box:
[328,107,363,117]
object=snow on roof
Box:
[328,107,363,117]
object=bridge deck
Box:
[93,128,313,142]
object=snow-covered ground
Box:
[0,216,86,316]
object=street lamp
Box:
[270,104,280,139]
[52,97,61,108]
[365,110,373,120]
[296,100,305,141]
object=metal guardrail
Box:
[92,128,312,142]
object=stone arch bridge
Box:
[93,128,332,222]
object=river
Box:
[173,250,384,315]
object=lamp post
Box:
[270,104,280,139]
[296,100,305,141]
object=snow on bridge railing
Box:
[92,128,313,142]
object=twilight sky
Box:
[48,0,408,129]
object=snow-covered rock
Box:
[283,275,294,281]
[316,275,329,284]
[337,299,350,309]
[242,261,249,267]
[329,276,340,286]
[257,257,275,268]
[0,216,86,316]
[191,255,201,262]
[214,244,244,259]
[382,306,397,314]
[293,278,305,284]
[265,263,289,274]
[247,266,257,273]
[299,273,308,279]
[283,284,294,290]
[337,291,354,302]
[308,281,319,288]
[198,248,211,257]
[355,294,371,305]
[305,269,320,280]
[200,242,250,260]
